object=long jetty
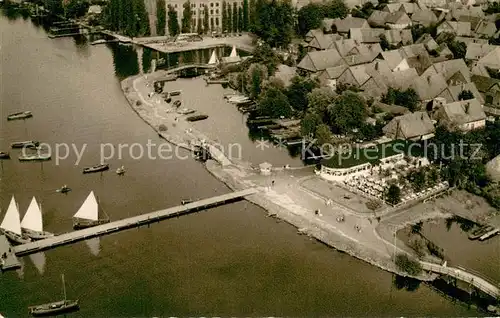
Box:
[421,261,500,299]
[12,188,257,257]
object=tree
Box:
[222,1,227,32]
[395,254,422,276]
[243,0,249,30]
[323,0,348,19]
[246,63,268,98]
[227,2,233,33]
[297,3,324,36]
[238,6,243,32]
[448,40,466,59]
[167,5,180,36]
[328,91,367,133]
[307,87,336,117]
[407,169,426,192]
[458,90,474,100]
[233,2,238,33]
[181,1,192,33]
[382,87,419,111]
[286,76,319,112]
[102,0,150,37]
[301,111,322,137]
[385,184,401,205]
[249,0,256,28]
[258,87,293,118]
[204,4,209,33]
[65,0,90,19]
[351,2,374,19]
[251,0,294,47]
[197,9,203,34]
[315,124,332,147]
[156,0,166,35]
[250,43,281,75]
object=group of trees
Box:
[296,0,348,36]
[102,0,150,37]
[381,87,419,112]
[222,1,245,33]
[250,0,294,47]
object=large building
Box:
[155,0,244,35]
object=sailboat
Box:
[223,45,241,64]
[208,49,219,65]
[21,197,54,240]
[29,274,79,316]
[72,191,110,230]
[0,197,31,245]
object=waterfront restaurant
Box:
[319,140,422,181]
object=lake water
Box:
[0,10,483,316]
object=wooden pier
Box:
[12,188,257,257]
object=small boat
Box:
[72,191,110,229]
[11,140,39,149]
[0,152,10,159]
[165,97,172,103]
[116,166,126,175]
[56,185,71,193]
[177,108,195,115]
[29,274,79,316]
[0,196,32,245]
[21,197,54,240]
[169,90,182,96]
[7,111,32,121]
[232,98,251,105]
[468,225,494,240]
[181,199,193,205]
[173,100,181,107]
[82,163,109,174]
[90,39,106,45]
[186,114,208,122]
[19,154,51,161]
[228,95,249,103]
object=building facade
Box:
[163,0,244,34]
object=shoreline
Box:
[120,70,442,281]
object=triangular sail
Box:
[73,191,98,221]
[21,197,43,232]
[229,45,238,58]
[208,50,218,65]
[1,197,22,235]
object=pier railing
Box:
[421,261,499,299]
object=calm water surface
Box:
[0,12,482,316]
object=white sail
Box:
[85,237,101,256]
[21,197,43,232]
[229,45,238,58]
[1,196,22,235]
[73,191,99,221]
[208,50,218,65]
[29,252,46,275]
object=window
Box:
[211,17,214,27]
[216,9,219,14]
[486,95,493,104]
[210,9,213,14]
[215,17,219,26]
[210,3,214,7]
[216,2,219,6]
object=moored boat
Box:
[11,141,39,149]
[116,166,126,175]
[169,90,182,96]
[29,274,79,316]
[56,185,71,193]
[0,196,32,245]
[82,163,109,174]
[7,111,32,121]
[72,191,110,229]
[181,199,193,205]
[164,74,178,82]
[0,152,10,159]
[186,114,209,122]
[173,100,181,107]
[90,39,106,45]
[177,108,195,115]
[21,197,54,240]
[468,225,494,240]
[19,154,51,161]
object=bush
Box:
[395,253,422,276]
[136,100,142,106]
[426,241,444,259]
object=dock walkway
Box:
[421,261,500,299]
[13,188,257,257]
